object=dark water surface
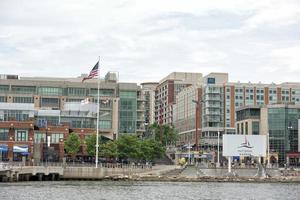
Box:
[1,181,300,200]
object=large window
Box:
[34,132,46,143]
[51,133,64,143]
[252,122,259,135]
[66,88,86,97]
[3,110,29,121]
[0,85,9,93]
[90,89,115,97]
[61,117,96,128]
[38,87,63,96]
[40,98,60,108]
[0,96,7,102]
[13,97,34,103]
[120,91,137,98]
[11,86,36,94]
[0,129,8,141]
[100,120,112,129]
[15,130,28,141]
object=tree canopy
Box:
[149,122,178,146]
[85,133,165,163]
[64,132,81,158]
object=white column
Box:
[228,156,231,173]
[188,141,191,165]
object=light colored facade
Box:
[173,72,300,156]
[0,73,145,139]
[155,72,202,125]
[141,82,159,136]
[173,86,201,146]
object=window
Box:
[252,122,259,135]
[0,129,8,141]
[4,110,29,121]
[67,88,86,96]
[207,78,215,84]
[241,123,244,134]
[38,87,63,96]
[40,98,60,107]
[51,133,64,143]
[34,132,46,143]
[0,96,7,102]
[90,89,115,97]
[15,130,28,141]
[0,85,9,92]
[11,86,36,94]
[100,120,112,129]
[13,97,34,103]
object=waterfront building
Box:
[154,72,202,126]
[141,82,159,137]
[173,72,300,164]
[236,104,300,165]
[0,73,145,162]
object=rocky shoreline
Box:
[73,174,300,183]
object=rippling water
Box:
[1,181,300,200]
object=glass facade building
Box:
[0,72,145,140]
[268,106,300,164]
[119,91,137,134]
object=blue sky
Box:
[0,0,299,83]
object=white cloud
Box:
[0,0,299,84]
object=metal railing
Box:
[0,161,153,170]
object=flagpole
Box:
[95,56,100,168]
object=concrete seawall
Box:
[63,166,152,179]
[0,164,164,182]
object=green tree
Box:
[100,140,118,159]
[65,132,81,160]
[139,139,165,161]
[116,135,140,161]
[85,134,97,156]
[149,123,178,146]
[85,134,108,156]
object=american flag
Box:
[82,61,99,82]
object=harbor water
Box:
[1,181,300,200]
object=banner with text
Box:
[223,135,266,157]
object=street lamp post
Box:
[155,100,163,143]
[192,99,203,152]
[217,130,220,168]
[267,132,270,168]
[287,124,293,167]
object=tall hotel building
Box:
[173,72,300,153]
[0,73,145,162]
[154,72,202,126]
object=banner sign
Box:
[13,145,28,153]
[223,135,266,157]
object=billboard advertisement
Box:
[223,135,266,157]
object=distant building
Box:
[141,82,159,136]
[0,72,145,162]
[173,72,300,161]
[154,72,202,125]
[236,104,300,165]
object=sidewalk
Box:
[138,165,179,176]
